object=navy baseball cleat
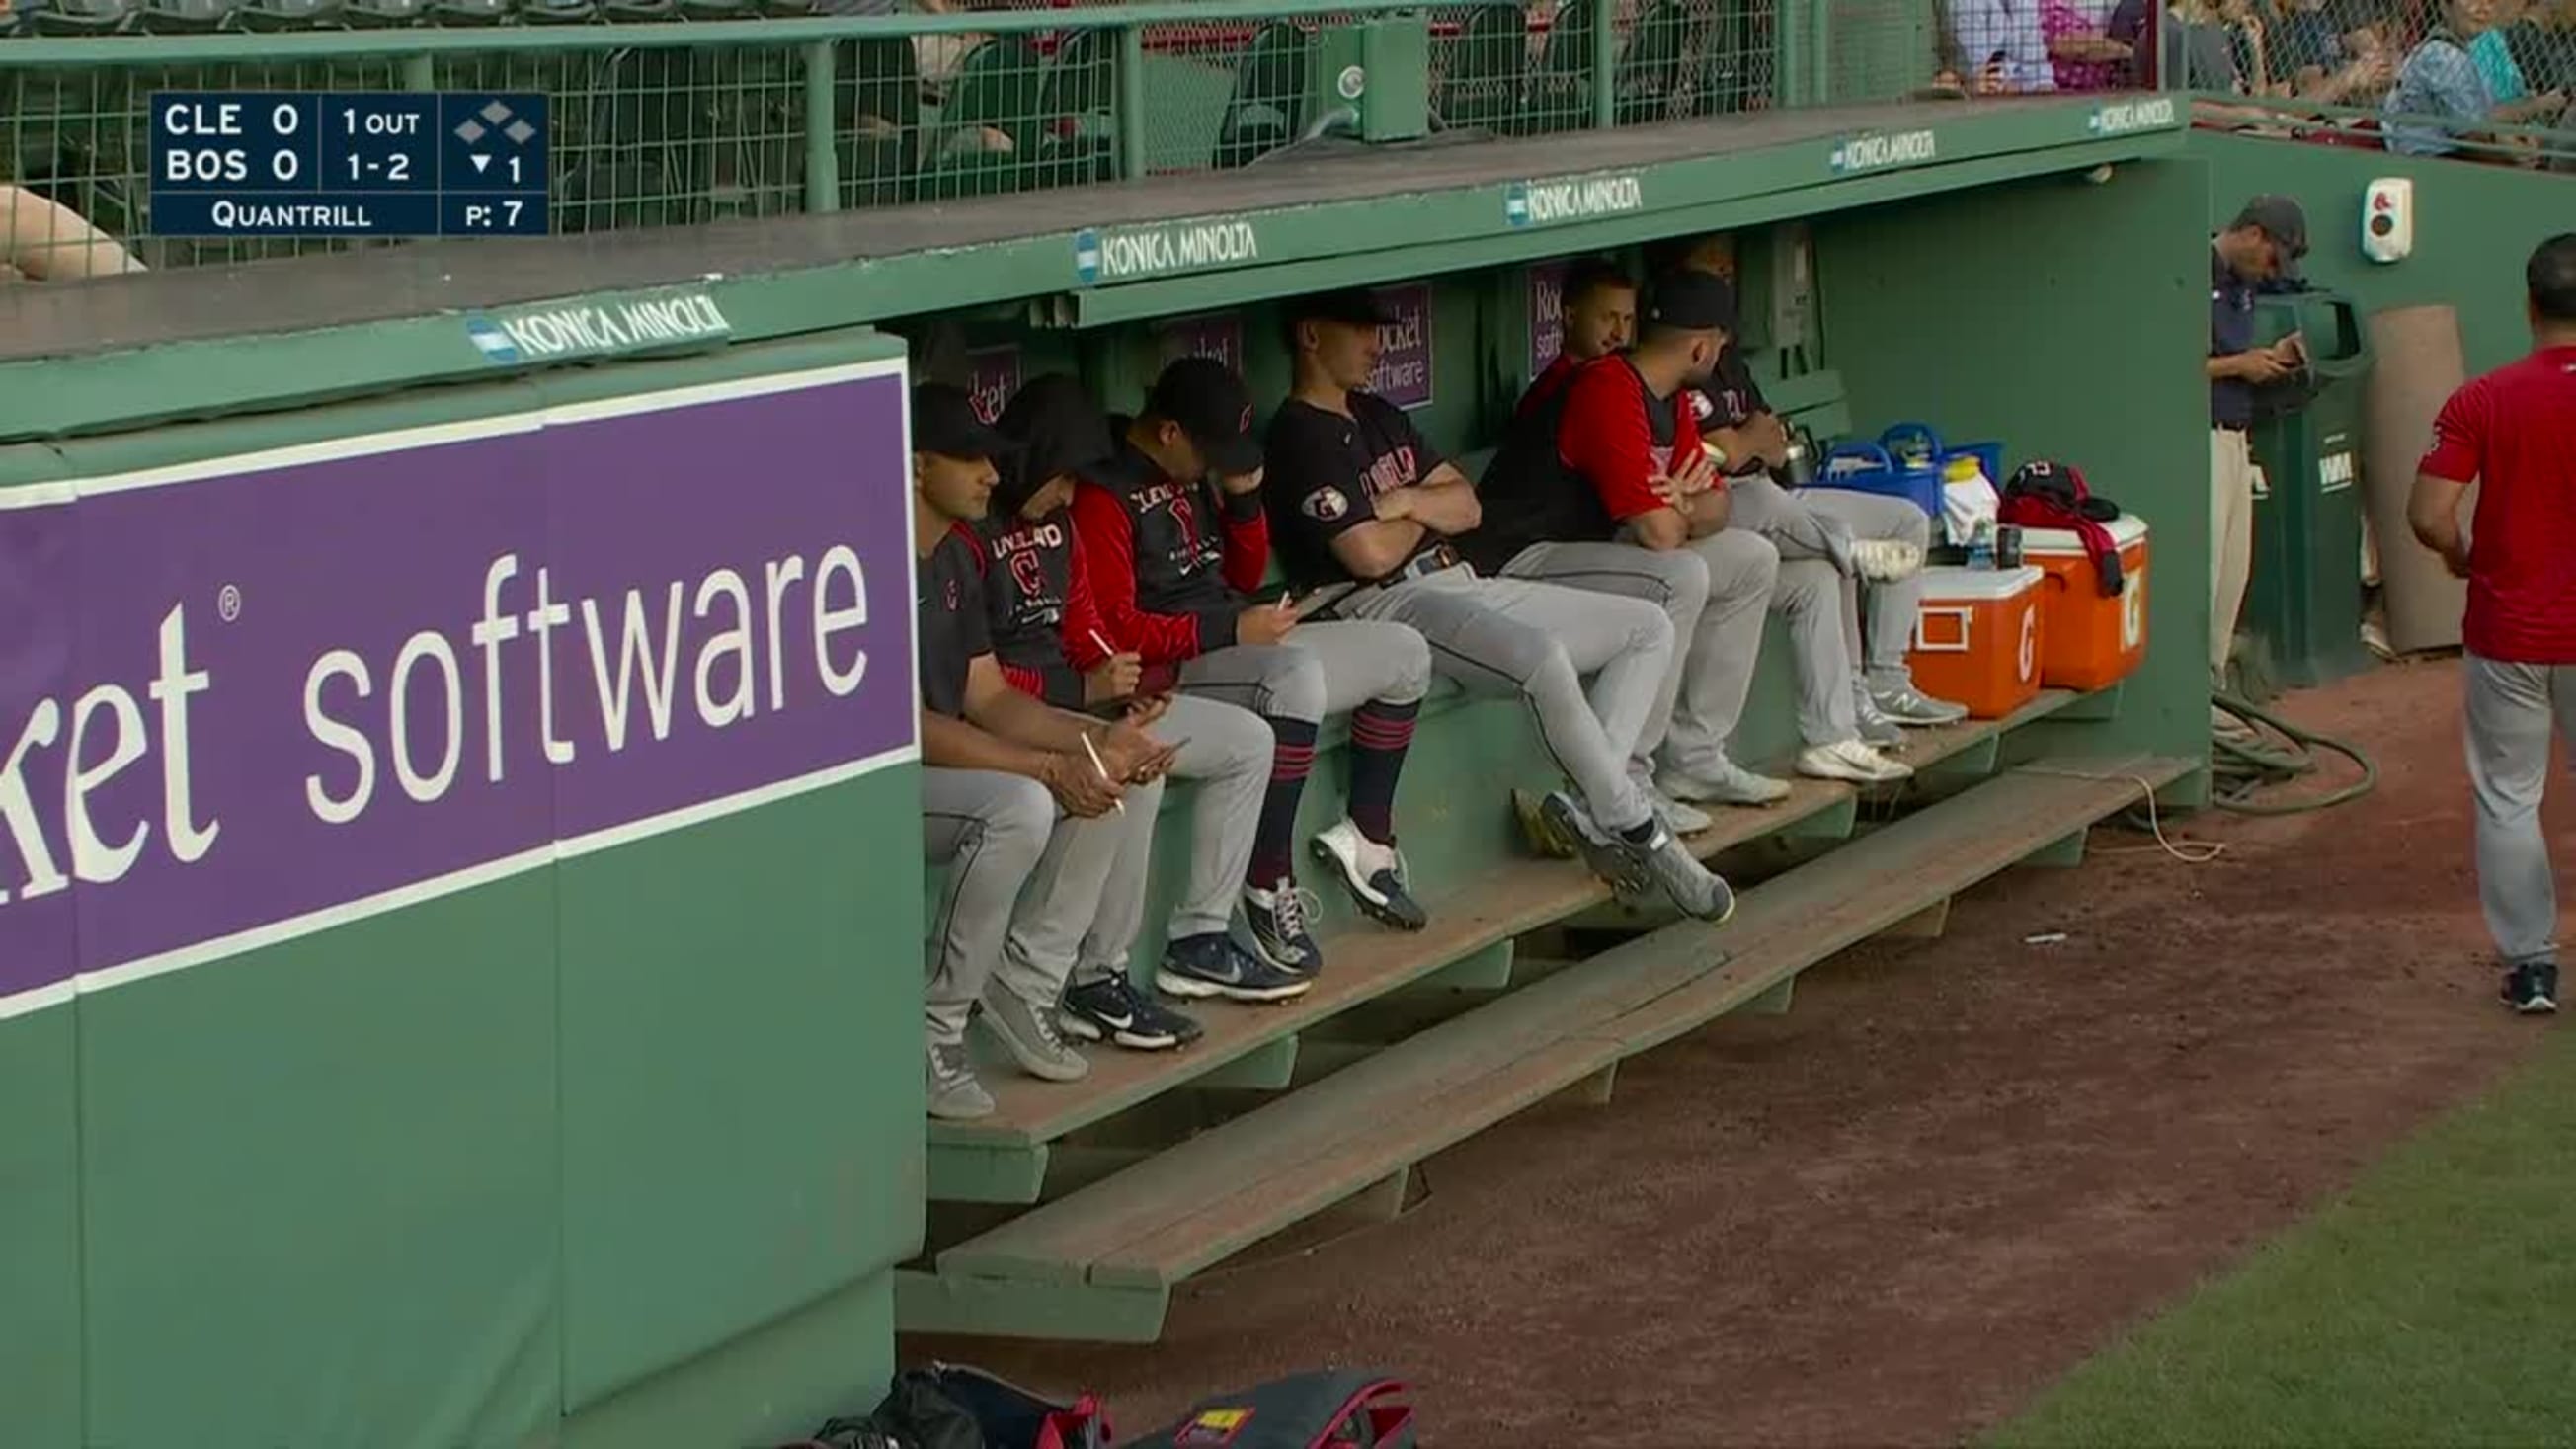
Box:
[1157,931,1313,1004]
[1310,819,1429,931]
[1061,974,1204,1050]
[2501,960,2560,1015]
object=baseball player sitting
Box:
[1479,268,1914,808]
[1070,357,1438,997]
[909,383,1181,1121]
[1650,234,1969,740]
[970,373,1294,1053]
[1260,288,1736,925]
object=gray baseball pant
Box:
[1500,532,1774,780]
[1505,529,1851,766]
[1177,618,1435,722]
[921,766,1167,1045]
[1082,693,1275,970]
[2463,654,2575,966]
[1335,568,1671,833]
[1727,476,1936,692]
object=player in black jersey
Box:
[911,383,1181,1119]
[982,374,1305,1028]
[1262,289,1735,925]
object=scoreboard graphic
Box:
[149,92,551,238]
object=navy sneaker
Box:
[1156,931,1313,1005]
[1061,973,1204,1050]
[1243,877,1325,975]
[1538,790,1650,895]
[1310,819,1429,931]
[2501,959,2560,1015]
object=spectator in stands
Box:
[2271,0,2401,105]
[1950,0,2062,90]
[2,185,144,282]
[2383,0,2569,157]
[2111,0,2246,90]
[2504,0,2576,96]
[974,375,1289,1049]
[1477,268,1916,805]
[2041,0,2139,90]
[911,382,1182,1121]
[1261,288,1735,921]
[2408,232,2576,1014]
[1071,357,1436,990]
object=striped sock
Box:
[1250,717,1320,885]
[1346,699,1420,845]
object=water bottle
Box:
[1967,517,1997,570]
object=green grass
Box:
[1988,1024,2576,1449]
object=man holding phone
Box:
[975,373,1296,1042]
[2210,197,2311,715]
[1072,357,1438,987]
[910,383,1184,1120]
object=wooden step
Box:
[926,753,2189,1314]
[928,688,2086,1173]
[929,778,1853,1156]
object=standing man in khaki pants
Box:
[2207,197,2310,729]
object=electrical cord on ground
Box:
[2204,689,2378,815]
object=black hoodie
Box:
[970,375,1119,706]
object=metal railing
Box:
[0,0,2160,276]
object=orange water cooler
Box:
[1906,565,2046,719]
[2019,516,2150,691]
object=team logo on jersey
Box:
[1689,390,1716,421]
[1302,487,1351,522]
[1239,404,1254,434]
[945,579,961,609]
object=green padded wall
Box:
[1815,157,2215,768]
[4,332,925,1447]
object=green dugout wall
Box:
[2186,132,2567,375]
[3,92,2220,1445]
[2,337,930,1449]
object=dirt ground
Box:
[909,657,2566,1447]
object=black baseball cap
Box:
[1145,355,1263,475]
[911,381,1019,459]
[1287,287,1399,328]
[1643,269,1739,334]
[2233,194,2309,278]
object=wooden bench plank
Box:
[1600,756,2191,1060]
[930,768,1858,1153]
[937,752,2186,1294]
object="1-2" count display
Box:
[149,91,551,239]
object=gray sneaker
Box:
[1539,790,1651,895]
[926,1039,995,1121]
[1632,768,1714,836]
[1870,681,1970,726]
[1659,758,1794,807]
[977,987,1090,1084]
[1853,686,1910,748]
[1636,828,1738,924]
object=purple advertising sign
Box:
[966,346,1022,425]
[1157,312,1245,374]
[0,362,917,1019]
[1528,261,1570,379]
[1367,284,1434,411]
